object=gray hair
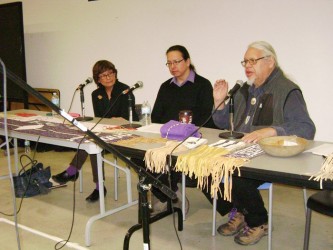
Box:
[248,41,279,67]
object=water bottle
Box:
[51,92,60,116]
[141,101,151,126]
[24,140,31,155]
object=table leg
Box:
[97,152,105,214]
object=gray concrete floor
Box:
[0,148,332,250]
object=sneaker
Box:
[217,208,245,236]
[234,223,268,245]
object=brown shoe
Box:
[217,208,245,236]
[234,223,268,245]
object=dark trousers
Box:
[70,149,104,183]
[202,176,268,227]
[151,171,181,202]
[131,157,181,202]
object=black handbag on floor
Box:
[13,160,53,198]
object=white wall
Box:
[1,0,333,141]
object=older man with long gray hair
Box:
[203,41,316,245]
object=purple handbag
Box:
[160,120,200,141]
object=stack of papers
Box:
[305,143,333,157]
[136,123,162,134]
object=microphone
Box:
[219,80,245,139]
[122,81,143,95]
[76,77,93,90]
[225,80,244,100]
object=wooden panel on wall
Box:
[28,88,60,111]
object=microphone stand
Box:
[122,93,141,128]
[219,95,244,139]
[76,87,93,121]
[2,66,181,250]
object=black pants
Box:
[202,176,268,227]
[70,149,105,183]
[131,157,181,202]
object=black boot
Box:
[86,186,107,203]
[52,170,79,184]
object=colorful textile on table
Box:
[144,141,188,174]
[0,117,139,144]
[309,152,333,189]
[175,145,249,202]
